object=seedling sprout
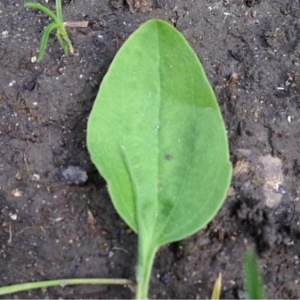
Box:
[0,20,234,299]
[24,0,74,62]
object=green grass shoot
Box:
[211,273,222,300]
[24,0,73,62]
[0,278,132,296]
[244,250,265,299]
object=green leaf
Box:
[57,31,69,56]
[24,1,73,62]
[56,0,63,24]
[58,27,74,55]
[38,22,60,62]
[24,2,59,24]
[87,19,232,298]
[244,250,265,300]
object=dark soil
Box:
[1,0,300,298]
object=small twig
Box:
[64,21,89,28]
[113,32,121,49]
[8,221,13,245]
[16,227,32,236]
[23,143,32,176]
[111,247,129,254]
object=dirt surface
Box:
[1,0,300,298]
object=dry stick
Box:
[8,221,13,245]
[64,21,89,28]
[23,143,32,176]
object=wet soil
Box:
[1,0,300,298]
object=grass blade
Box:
[24,2,59,24]
[58,27,74,55]
[38,22,60,62]
[56,0,63,24]
[244,250,265,299]
[0,278,133,296]
[57,31,69,55]
[211,273,222,300]
[61,31,74,54]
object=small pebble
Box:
[58,165,88,185]
[11,188,23,197]
[2,30,8,37]
[32,173,40,181]
[159,272,169,284]
[199,237,211,247]
[8,80,16,87]
[10,214,17,221]
[15,172,22,181]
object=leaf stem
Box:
[135,238,158,300]
[0,278,133,296]
[38,22,60,62]
[56,0,63,24]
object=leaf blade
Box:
[244,250,265,299]
[211,273,222,300]
[87,19,232,246]
[38,22,60,62]
[24,2,59,23]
